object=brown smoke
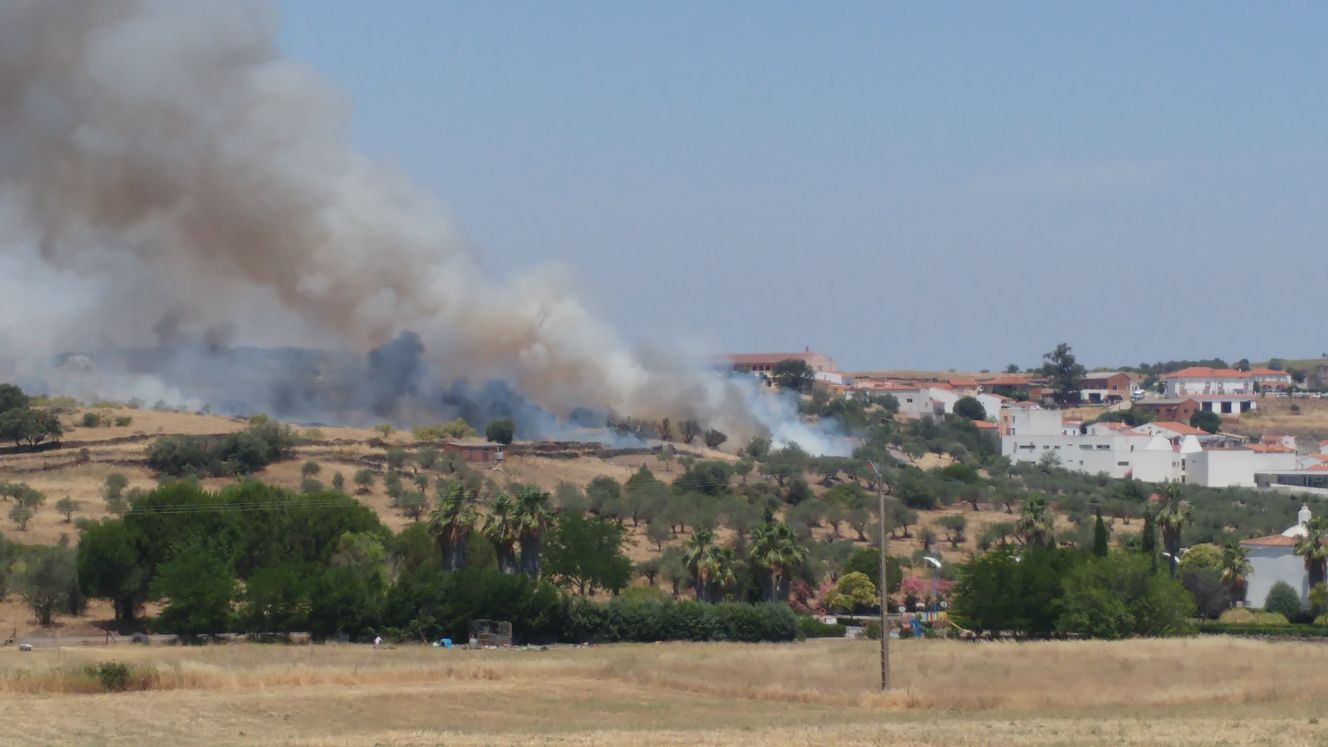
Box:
[0,0,777,438]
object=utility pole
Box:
[866,459,890,691]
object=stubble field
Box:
[3,637,1327,746]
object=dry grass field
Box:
[0,638,1325,745]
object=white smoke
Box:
[0,0,846,454]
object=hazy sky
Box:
[277,2,1328,372]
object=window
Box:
[1117,461,1130,466]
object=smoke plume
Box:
[0,0,846,453]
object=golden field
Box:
[0,638,1326,745]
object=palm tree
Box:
[483,494,519,574]
[1294,517,1328,591]
[749,522,808,602]
[1014,495,1054,547]
[513,486,553,578]
[690,526,722,600]
[1219,542,1252,606]
[1154,485,1190,578]
[428,482,476,571]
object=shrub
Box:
[146,421,295,477]
[796,616,845,640]
[1264,581,1303,621]
[1219,608,1290,626]
[485,418,515,445]
[90,661,133,692]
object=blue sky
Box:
[277,2,1328,371]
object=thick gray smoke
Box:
[0,0,847,453]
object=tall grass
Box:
[0,637,1323,713]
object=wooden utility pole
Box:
[867,459,890,691]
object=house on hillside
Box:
[722,348,836,375]
[1241,505,1314,608]
[1163,367,1255,397]
[1133,398,1200,424]
[1249,367,1294,391]
[1079,371,1135,404]
[1194,394,1257,416]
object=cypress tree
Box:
[1092,507,1109,557]
[1141,511,1157,554]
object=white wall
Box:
[1166,377,1253,397]
[1005,408,1064,436]
[1245,547,1308,609]
[1184,450,1255,488]
[1251,451,1299,473]
[1001,433,1181,481]
[975,393,1003,422]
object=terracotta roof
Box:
[947,377,979,387]
[982,375,1034,386]
[1241,534,1298,547]
[1148,421,1208,436]
[724,352,828,366]
[1244,443,1293,454]
[1310,464,1328,472]
[1164,367,1251,379]
[1249,367,1291,377]
[972,420,999,429]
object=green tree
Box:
[1294,516,1328,591]
[239,563,311,636]
[1220,543,1252,606]
[679,419,702,445]
[485,418,515,445]
[353,469,374,494]
[55,495,80,523]
[842,547,902,595]
[703,428,728,450]
[1264,580,1302,620]
[0,407,63,447]
[428,482,477,571]
[1056,551,1195,639]
[761,444,809,487]
[1154,486,1190,578]
[645,517,672,551]
[1092,508,1109,557]
[826,571,877,613]
[748,522,808,602]
[150,545,235,638]
[330,472,345,492]
[17,542,79,626]
[0,383,29,415]
[1015,496,1054,547]
[1141,510,1157,555]
[483,494,520,574]
[77,519,149,626]
[8,504,33,531]
[684,528,733,603]
[745,436,772,461]
[1041,342,1085,407]
[1190,410,1223,434]
[771,359,815,392]
[514,487,554,578]
[953,396,987,421]
[541,513,632,596]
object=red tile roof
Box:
[1249,367,1292,377]
[1245,443,1293,454]
[1241,534,1298,547]
[1164,367,1251,379]
[972,420,999,429]
[1148,421,1208,436]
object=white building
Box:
[1241,505,1313,609]
[1002,429,1181,481]
[1164,367,1255,397]
[893,385,961,420]
[1184,449,1257,488]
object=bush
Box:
[1264,581,1303,621]
[91,661,132,692]
[485,418,515,445]
[796,616,845,640]
[1219,608,1290,626]
[146,421,295,477]
[557,597,797,644]
[1057,551,1195,638]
